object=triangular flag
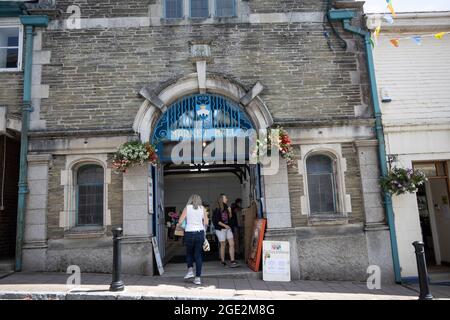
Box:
[434,32,446,39]
[411,36,422,45]
[390,39,399,47]
[387,4,397,17]
[369,36,375,49]
[386,1,397,17]
[374,25,381,38]
[383,14,394,24]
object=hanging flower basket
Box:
[252,127,296,167]
[112,141,158,173]
[379,167,427,196]
[277,127,296,167]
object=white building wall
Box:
[371,12,450,278]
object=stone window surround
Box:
[162,0,239,20]
[298,144,352,225]
[59,154,112,236]
[0,19,23,72]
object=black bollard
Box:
[412,241,433,300]
[110,227,125,292]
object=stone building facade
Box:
[0,0,395,282]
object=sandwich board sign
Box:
[152,237,164,275]
[262,241,290,282]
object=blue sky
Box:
[363,0,450,13]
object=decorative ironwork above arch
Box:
[151,94,254,144]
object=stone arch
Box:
[133,73,273,142]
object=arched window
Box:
[306,154,337,214]
[76,164,104,226]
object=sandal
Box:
[229,261,240,268]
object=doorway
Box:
[414,161,450,277]
[0,134,20,271]
[149,93,265,276]
[151,162,262,277]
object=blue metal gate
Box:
[152,94,254,162]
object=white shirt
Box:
[185,205,205,232]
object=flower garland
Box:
[276,127,296,167]
[379,167,427,196]
[251,127,296,167]
[112,141,158,173]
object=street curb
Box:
[0,290,265,301]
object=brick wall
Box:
[56,0,155,19]
[47,155,65,239]
[40,22,365,130]
[249,0,326,13]
[0,73,23,117]
[54,0,326,18]
[107,154,123,230]
[0,136,20,258]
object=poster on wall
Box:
[151,237,164,275]
[247,218,267,272]
[262,241,291,282]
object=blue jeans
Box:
[184,230,204,277]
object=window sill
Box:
[64,226,106,239]
[0,68,22,73]
[307,214,348,226]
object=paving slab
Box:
[0,272,448,300]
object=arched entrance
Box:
[149,92,264,267]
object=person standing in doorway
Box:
[230,198,243,257]
[177,194,209,285]
[213,194,240,268]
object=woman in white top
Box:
[177,194,209,285]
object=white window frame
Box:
[162,0,239,20]
[298,144,352,218]
[0,24,23,72]
[60,154,112,233]
[74,163,105,227]
[305,152,339,215]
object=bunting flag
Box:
[369,35,375,49]
[386,32,449,48]
[386,0,397,17]
[374,25,382,38]
[434,32,446,39]
[411,36,422,45]
[389,39,399,47]
[382,14,394,24]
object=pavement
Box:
[1,271,450,300]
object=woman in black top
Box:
[230,198,242,256]
[213,194,239,268]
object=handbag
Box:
[174,225,184,237]
[203,237,210,252]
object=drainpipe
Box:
[328,9,402,283]
[15,15,49,272]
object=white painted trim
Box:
[425,181,442,265]
[0,24,23,72]
[48,12,324,30]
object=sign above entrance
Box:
[152,94,255,145]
